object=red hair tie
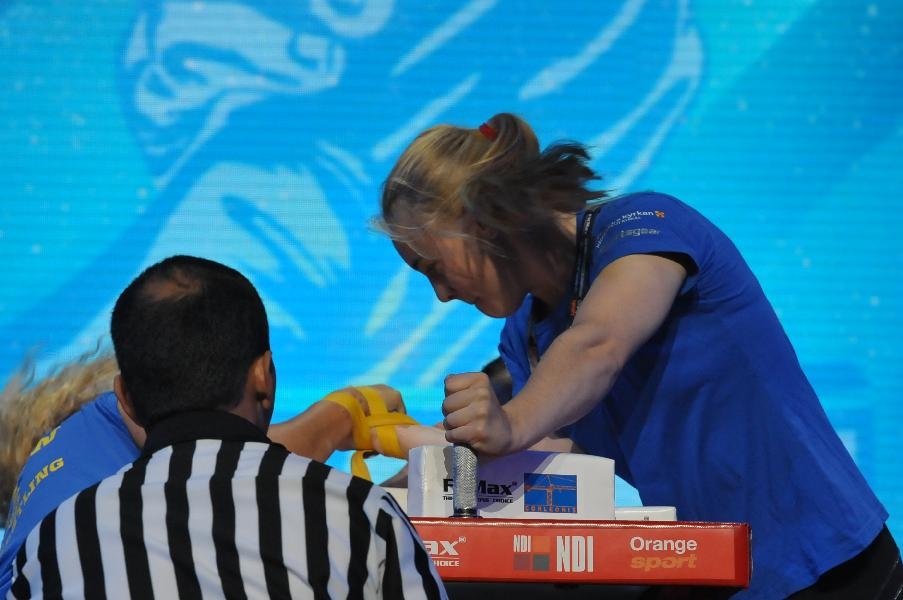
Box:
[478,122,498,141]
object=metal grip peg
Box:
[451,444,479,518]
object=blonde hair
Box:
[0,349,118,523]
[376,112,606,246]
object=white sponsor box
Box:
[614,505,677,521]
[407,445,615,520]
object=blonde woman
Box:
[378,112,900,599]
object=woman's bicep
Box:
[573,253,687,362]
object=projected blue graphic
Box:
[1,0,901,535]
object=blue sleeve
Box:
[591,192,710,296]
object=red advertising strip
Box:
[411,518,750,587]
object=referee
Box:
[9,255,447,600]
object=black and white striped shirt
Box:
[8,411,446,599]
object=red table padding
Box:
[411,518,750,587]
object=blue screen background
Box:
[1,0,901,540]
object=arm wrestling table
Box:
[407,445,750,598]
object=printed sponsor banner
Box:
[411,518,750,587]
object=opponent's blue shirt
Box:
[0,392,139,596]
[500,192,887,598]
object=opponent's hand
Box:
[332,384,405,451]
[374,424,448,456]
[345,385,446,455]
[350,383,405,414]
[442,372,513,455]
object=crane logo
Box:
[523,473,578,513]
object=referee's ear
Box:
[114,374,148,448]
[249,350,276,429]
[115,374,142,427]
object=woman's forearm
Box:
[505,322,623,451]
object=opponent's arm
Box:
[268,384,404,462]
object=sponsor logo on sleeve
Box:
[609,209,666,228]
[599,209,666,248]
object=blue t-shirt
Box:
[0,392,139,595]
[500,192,887,599]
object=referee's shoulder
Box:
[280,451,404,509]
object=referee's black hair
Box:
[111,255,270,427]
